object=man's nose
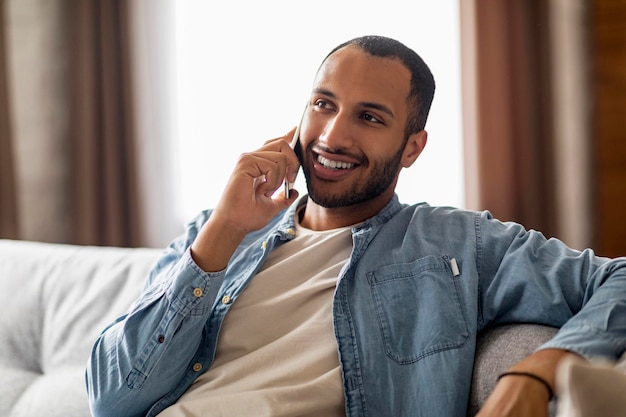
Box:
[319,112,354,150]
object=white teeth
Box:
[317,155,355,169]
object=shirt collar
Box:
[277,194,405,238]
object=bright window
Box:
[172,0,463,223]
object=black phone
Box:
[285,134,301,199]
[285,105,306,198]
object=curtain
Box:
[0,1,18,240]
[66,0,141,246]
[589,0,626,257]
[1,0,141,247]
[460,0,592,250]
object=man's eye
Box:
[361,113,382,124]
[314,99,330,109]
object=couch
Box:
[1,239,624,417]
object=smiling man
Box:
[86,36,626,417]
[299,45,425,222]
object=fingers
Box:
[241,151,289,196]
[257,127,301,183]
[228,128,301,198]
[207,128,303,236]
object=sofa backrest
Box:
[0,239,162,417]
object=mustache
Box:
[309,143,366,164]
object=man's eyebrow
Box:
[361,102,395,118]
[313,88,336,98]
[312,88,395,118]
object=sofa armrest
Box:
[468,324,558,416]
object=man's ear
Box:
[401,130,428,168]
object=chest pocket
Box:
[367,255,469,364]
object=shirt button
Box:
[287,228,295,236]
[192,363,202,372]
[261,241,267,250]
[193,288,203,297]
[221,295,232,304]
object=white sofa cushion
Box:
[0,239,161,417]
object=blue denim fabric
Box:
[86,195,626,417]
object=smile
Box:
[317,155,355,170]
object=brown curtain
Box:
[0,1,18,240]
[590,0,626,257]
[1,0,141,247]
[67,0,141,247]
[461,0,626,256]
[461,0,561,241]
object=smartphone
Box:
[284,130,301,199]
[284,106,306,199]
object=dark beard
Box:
[303,144,404,208]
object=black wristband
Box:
[497,371,554,399]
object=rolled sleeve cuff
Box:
[165,247,225,316]
[540,324,626,361]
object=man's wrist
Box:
[497,371,554,399]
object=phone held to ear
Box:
[284,106,306,199]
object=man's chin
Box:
[307,189,369,209]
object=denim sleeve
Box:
[86,210,224,417]
[476,210,626,360]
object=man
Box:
[86,36,626,417]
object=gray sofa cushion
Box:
[468,323,558,416]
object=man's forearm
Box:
[87,246,224,417]
[190,215,248,272]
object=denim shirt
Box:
[86,195,626,417]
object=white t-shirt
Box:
[158,220,353,417]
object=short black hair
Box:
[322,35,435,137]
